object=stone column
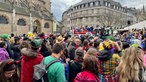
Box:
[12,8,16,35]
[29,12,32,31]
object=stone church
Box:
[0,0,53,35]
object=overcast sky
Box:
[51,0,146,21]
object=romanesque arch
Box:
[0,15,9,24]
[17,18,26,26]
[44,22,50,28]
[33,20,41,33]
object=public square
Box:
[0,0,146,82]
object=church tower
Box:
[44,0,51,13]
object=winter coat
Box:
[40,47,52,57]
[5,40,14,58]
[11,43,21,60]
[68,46,76,60]
[21,48,43,82]
[69,60,82,82]
[0,48,9,62]
[144,55,146,66]
[74,71,100,82]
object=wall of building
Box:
[42,20,53,33]
[0,0,53,35]
[62,0,135,30]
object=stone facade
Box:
[0,0,53,35]
[62,0,136,33]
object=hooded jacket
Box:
[0,48,9,62]
[21,48,43,82]
[11,43,21,60]
[74,71,100,82]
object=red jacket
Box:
[21,48,43,82]
[74,71,100,82]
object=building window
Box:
[74,7,76,10]
[105,2,108,6]
[88,3,90,7]
[93,2,95,6]
[17,19,26,26]
[82,5,84,8]
[108,3,111,7]
[80,5,82,8]
[98,1,101,6]
[96,1,98,6]
[0,15,8,24]
[77,6,78,9]
[114,5,116,9]
[90,2,93,6]
[44,23,50,28]
[117,6,119,10]
[86,3,88,7]
[119,7,121,11]
[79,5,81,9]
[83,4,86,8]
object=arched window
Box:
[93,2,95,6]
[114,5,116,9]
[98,1,101,6]
[80,5,82,8]
[88,3,90,7]
[105,2,108,6]
[108,3,111,7]
[77,6,78,9]
[83,4,86,7]
[0,15,8,24]
[17,19,26,26]
[44,23,50,28]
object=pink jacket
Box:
[144,55,146,66]
[74,71,100,82]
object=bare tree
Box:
[8,0,17,34]
[134,6,146,22]
[20,0,33,31]
[141,12,146,20]
[141,5,146,20]
[20,0,47,32]
[97,12,122,28]
[134,9,142,23]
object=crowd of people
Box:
[0,30,146,82]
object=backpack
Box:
[33,58,59,82]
